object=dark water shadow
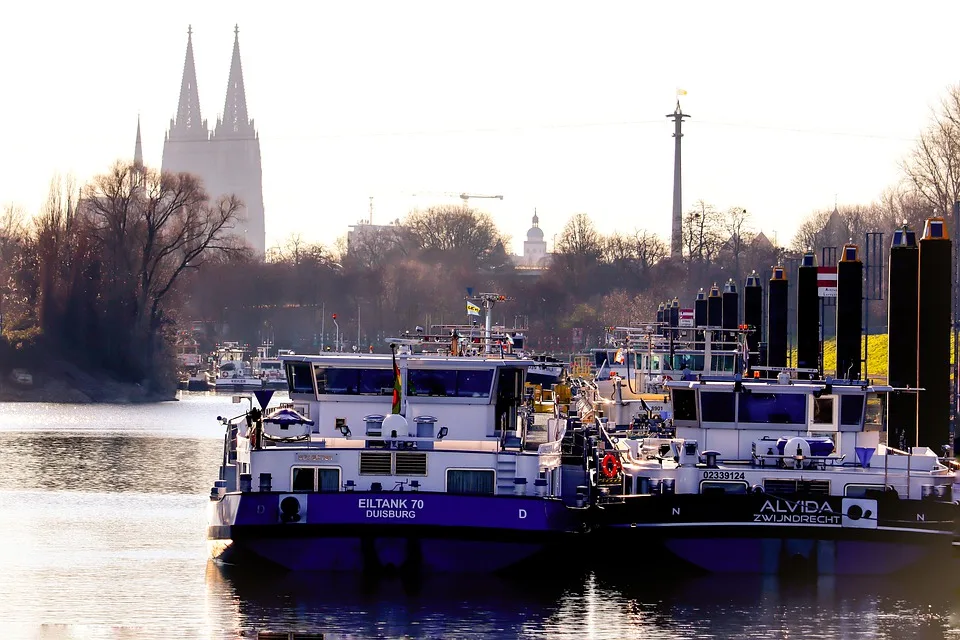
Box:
[207,561,588,639]
[589,568,960,639]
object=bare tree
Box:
[81,162,242,375]
[556,213,602,259]
[682,200,724,263]
[404,205,505,265]
[723,206,753,283]
[902,84,960,227]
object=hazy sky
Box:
[0,1,956,254]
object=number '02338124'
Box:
[702,470,745,480]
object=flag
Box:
[614,348,625,364]
[391,347,402,414]
[506,333,514,345]
[466,302,481,317]
[676,88,687,96]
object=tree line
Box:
[2,85,959,391]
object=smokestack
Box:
[797,251,819,379]
[707,283,722,327]
[656,302,666,336]
[917,217,951,450]
[744,271,762,369]
[669,297,680,328]
[722,279,739,355]
[887,225,918,449]
[767,266,788,370]
[694,289,707,350]
[835,244,862,380]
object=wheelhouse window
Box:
[672,389,698,421]
[291,467,340,492]
[407,369,494,398]
[314,368,395,396]
[844,483,889,498]
[739,393,805,424]
[700,391,736,422]
[813,397,835,425]
[286,363,314,394]
[447,469,495,495]
[841,395,865,426]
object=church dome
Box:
[526,211,543,241]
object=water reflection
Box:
[207,562,585,639]
[0,433,223,495]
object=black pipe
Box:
[767,267,788,370]
[835,244,862,380]
[656,302,665,336]
[722,279,738,331]
[797,251,819,379]
[744,271,762,369]
[917,217,951,450]
[887,226,918,449]
[694,289,707,351]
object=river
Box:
[0,393,957,639]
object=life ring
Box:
[600,453,621,478]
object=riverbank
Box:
[0,359,174,403]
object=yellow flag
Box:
[676,88,688,96]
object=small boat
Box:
[208,326,582,574]
[214,342,264,390]
[186,370,214,391]
[253,343,290,389]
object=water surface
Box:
[0,393,957,639]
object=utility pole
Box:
[667,101,690,259]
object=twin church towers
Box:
[153,26,266,254]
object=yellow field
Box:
[797,334,956,381]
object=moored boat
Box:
[207,337,582,574]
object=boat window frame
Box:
[843,483,890,497]
[699,480,749,494]
[446,468,496,495]
[290,466,342,492]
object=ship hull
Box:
[209,491,578,573]
[592,493,957,575]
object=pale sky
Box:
[0,1,955,255]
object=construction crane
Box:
[367,192,504,224]
[459,193,504,204]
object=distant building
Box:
[346,222,405,255]
[161,26,266,255]
[512,211,551,270]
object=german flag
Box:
[391,346,402,414]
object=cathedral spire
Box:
[216,25,254,138]
[133,115,143,167]
[169,25,207,140]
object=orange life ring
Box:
[600,453,621,478]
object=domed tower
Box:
[522,210,547,266]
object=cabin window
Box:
[594,351,608,369]
[408,370,457,397]
[455,369,494,397]
[358,369,395,395]
[739,393,805,424]
[408,368,496,398]
[287,363,314,394]
[673,389,698,421]
[701,391,736,422]
[844,483,889,498]
[292,467,315,491]
[291,467,340,492]
[840,396,864,426]
[700,480,749,495]
[313,368,396,396]
[447,469,495,495]
[763,478,830,496]
[813,397,834,425]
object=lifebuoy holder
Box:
[600,453,621,479]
